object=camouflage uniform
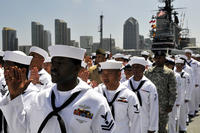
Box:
[145,66,177,133]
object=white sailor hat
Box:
[166,56,175,63]
[141,51,149,56]
[175,58,184,64]
[91,53,96,57]
[179,55,187,60]
[3,51,33,65]
[106,51,111,55]
[29,46,49,59]
[0,50,4,57]
[195,54,200,58]
[128,57,147,67]
[184,49,193,54]
[174,55,179,59]
[124,55,131,60]
[48,45,86,61]
[100,60,122,70]
[44,57,51,63]
[81,61,87,68]
[113,53,124,59]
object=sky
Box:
[0,0,199,49]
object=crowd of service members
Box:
[0,45,200,133]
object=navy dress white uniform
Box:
[123,57,158,133]
[0,45,115,133]
[141,51,153,69]
[0,51,39,133]
[168,70,181,133]
[94,60,141,133]
[184,50,199,116]
[95,84,141,133]
[29,46,53,91]
[174,59,191,132]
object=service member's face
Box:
[43,62,51,74]
[124,68,134,79]
[165,64,174,70]
[95,54,106,64]
[101,69,121,88]
[185,53,191,60]
[4,61,27,83]
[132,64,145,78]
[29,52,45,71]
[154,56,166,67]
[175,63,184,71]
[4,61,16,84]
[115,58,124,62]
[51,57,79,83]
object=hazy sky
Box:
[0,0,199,49]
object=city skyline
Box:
[0,0,199,49]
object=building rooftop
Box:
[3,27,16,31]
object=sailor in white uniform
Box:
[141,51,153,69]
[165,57,182,133]
[0,50,7,133]
[0,51,6,97]
[195,54,200,108]
[174,58,191,133]
[184,49,200,117]
[1,50,39,133]
[113,53,127,83]
[123,57,159,133]
[0,45,115,133]
[95,60,141,133]
[29,46,53,90]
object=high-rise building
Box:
[2,27,18,51]
[138,35,145,49]
[55,19,71,45]
[71,40,79,47]
[102,38,115,52]
[43,30,52,51]
[123,17,139,49]
[19,45,32,55]
[92,42,100,52]
[67,28,71,45]
[32,21,44,48]
[80,36,93,53]
[31,21,52,50]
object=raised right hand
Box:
[5,66,31,100]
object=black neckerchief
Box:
[38,90,81,133]
[180,72,185,78]
[103,90,121,120]
[129,79,146,106]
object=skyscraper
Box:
[31,21,51,50]
[102,38,115,52]
[31,21,44,48]
[123,17,139,49]
[80,36,93,53]
[67,28,71,45]
[43,30,52,51]
[55,19,71,45]
[2,27,18,51]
